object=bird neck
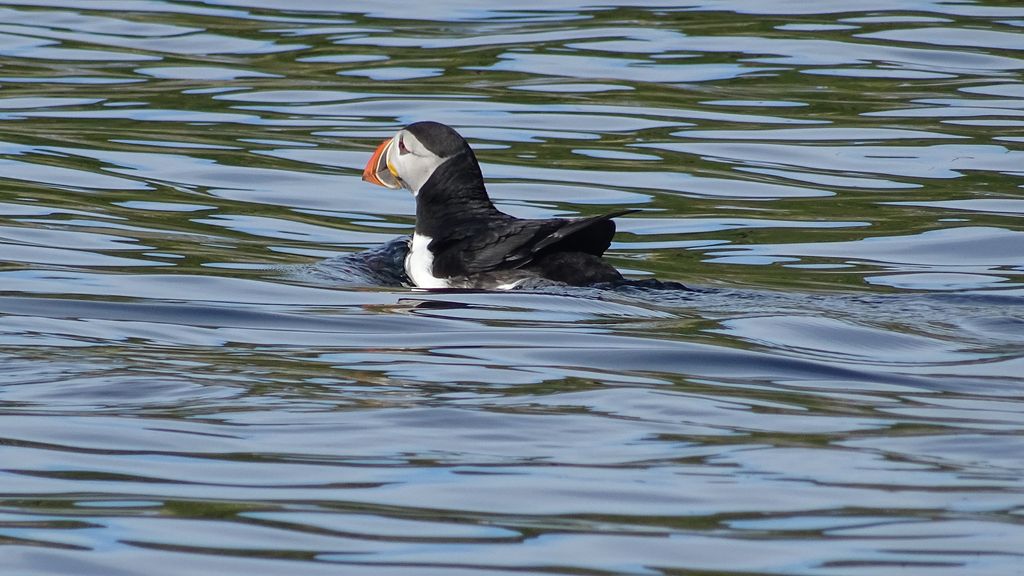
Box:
[414,151,505,236]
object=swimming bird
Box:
[362,121,636,289]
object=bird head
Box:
[362,121,472,196]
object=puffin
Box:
[362,121,636,289]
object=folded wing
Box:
[431,209,638,278]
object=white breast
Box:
[405,233,450,289]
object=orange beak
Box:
[362,138,401,189]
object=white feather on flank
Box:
[495,279,527,291]
[405,233,450,289]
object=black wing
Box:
[431,209,638,278]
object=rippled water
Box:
[2,1,1023,575]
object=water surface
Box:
[1,1,1023,575]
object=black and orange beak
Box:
[362,138,402,189]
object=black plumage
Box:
[408,125,635,287]
[364,121,636,288]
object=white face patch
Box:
[405,233,450,289]
[386,130,450,196]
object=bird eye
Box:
[398,136,410,155]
